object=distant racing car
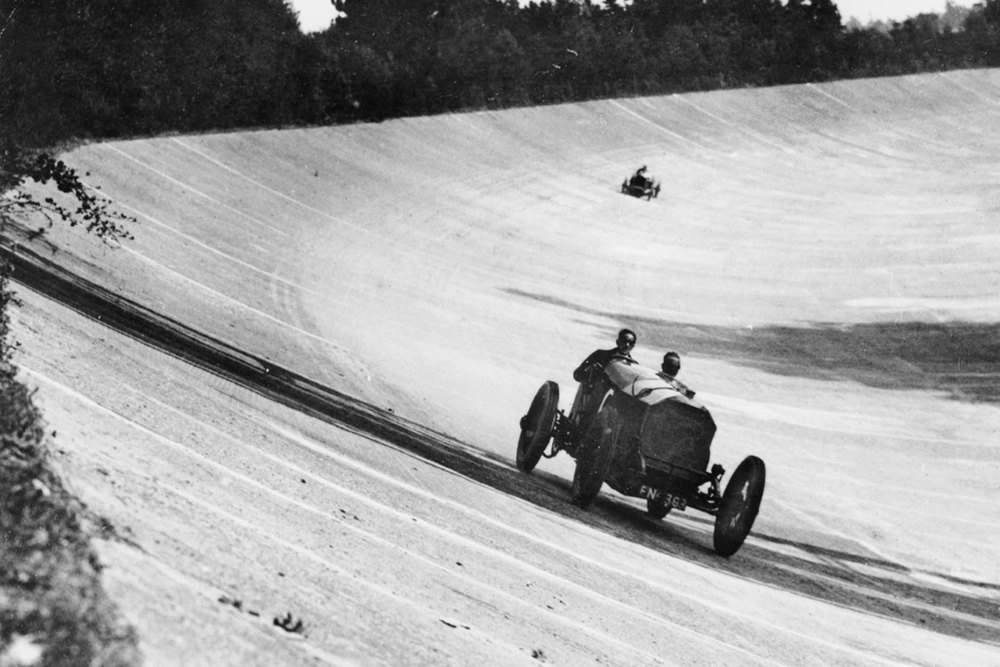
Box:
[516,356,765,557]
[621,172,661,200]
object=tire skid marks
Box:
[778,483,1000,531]
[769,497,902,567]
[25,370,771,667]
[670,96,797,156]
[170,137,524,289]
[804,83,861,114]
[770,466,1000,513]
[938,72,1000,109]
[168,137,364,233]
[117,246,337,348]
[101,145,286,237]
[800,503,996,551]
[81,183,316,296]
[764,558,1000,635]
[171,137,324,210]
[607,100,712,152]
[805,83,957,153]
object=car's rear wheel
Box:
[647,495,672,519]
[571,406,618,508]
[713,455,766,557]
[516,381,559,473]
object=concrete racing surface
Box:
[8,69,1000,665]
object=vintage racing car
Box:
[516,357,765,557]
[621,173,661,200]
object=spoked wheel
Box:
[516,381,560,473]
[647,495,672,520]
[571,407,618,508]
[713,456,766,557]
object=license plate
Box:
[640,486,687,511]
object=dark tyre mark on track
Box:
[507,289,1000,405]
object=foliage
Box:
[0,256,18,366]
[0,334,141,665]
[2,0,1000,147]
[1,140,134,245]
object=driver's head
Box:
[616,329,637,353]
[661,351,681,377]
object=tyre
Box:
[647,495,672,519]
[571,406,618,508]
[516,381,559,473]
[713,455,766,557]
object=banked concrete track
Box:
[8,69,1000,665]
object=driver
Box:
[629,166,648,188]
[566,329,637,444]
[573,328,637,383]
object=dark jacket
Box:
[573,348,634,382]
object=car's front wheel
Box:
[571,407,618,508]
[713,455,766,557]
[516,381,560,473]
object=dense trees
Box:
[2,0,1000,148]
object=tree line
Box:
[2,0,1000,148]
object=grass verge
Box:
[0,257,140,666]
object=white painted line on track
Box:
[170,137,372,235]
[608,100,712,152]
[115,245,343,350]
[169,138,522,290]
[670,96,796,155]
[101,145,288,237]
[81,183,317,296]
[170,137,348,223]
[25,369,775,667]
[804,84,861,114]
[938,72,1000,111]
[806,83,959,152]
